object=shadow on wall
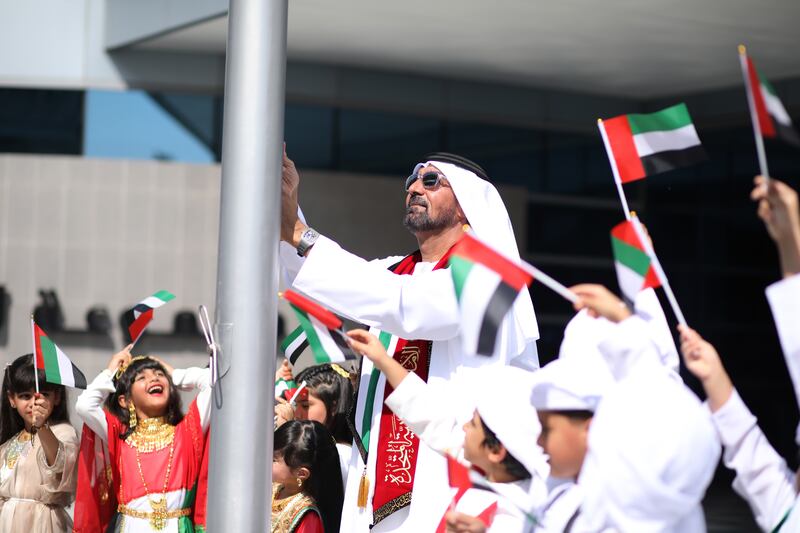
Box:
[0,286,10,347]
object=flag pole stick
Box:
[519,261,579,304]
[30,316,39,394]
[630,214,687,326]
[738,45,770,186]
[598,119,632,221]
[129,331,143,351]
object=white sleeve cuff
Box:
[91,369,117,393]
[385,372,427,414]
[711,389,758,448]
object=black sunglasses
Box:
[405,164,446,191]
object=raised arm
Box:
[171,366,213,432]
[751,175,800,279]
[347,329,464,453]
[75,346,131,443]
[291,236,460,340]
[679,326,796,531]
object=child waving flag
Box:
[74,345,211,532]
[0,354,79,532]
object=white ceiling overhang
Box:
[126,0,800,98]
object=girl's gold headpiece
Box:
[114,356,153,380]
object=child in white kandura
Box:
[0,354,79,533]
[678,175,800,533]
[346,328,549,533]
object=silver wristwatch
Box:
[297,227,320,257]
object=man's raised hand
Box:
[281,145,302,243]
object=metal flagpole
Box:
[206,0,288,528]
[738,45,770,185]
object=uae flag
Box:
[274,376,298,399]
[599,103,707,184]
[280,326,309,366]
[32,320,87,389]
[282,290,357,364]
[611,220,661,303]
[740,52,800,147]
[128,290,175,342]
[448,233,533,357]
[446,454,489,492]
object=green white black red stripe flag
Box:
[449,233,534,357]
[280,325,309,366]
[599,103,706,185]
[32,319,87,389]
[740,48,800,148]
[281,290,357,364]
[611,220,661,303]
[610,216,687,326]
[129,290,175,343]
[449,233,577,357]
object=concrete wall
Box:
[0,154,528,378]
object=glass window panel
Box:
[84,90,215,163]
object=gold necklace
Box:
[4,431,33,470]
[125,417,175,453]
[133,424,176,531]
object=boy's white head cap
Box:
[530,310,616,412]
[530,357,612,412]
[475,366,549,481]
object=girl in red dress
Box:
[74,346,210,532]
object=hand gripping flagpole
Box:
[598,118,633,221]
[630,213,687,326]
[738,45,770,186]
[30,316,39,394]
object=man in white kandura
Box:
[279,151,539,532]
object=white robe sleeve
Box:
[172,367,213,432]
[75,369,117,443]
[766,274,800,416]
[711,389,796,532]
[292,236,461,340]
[384,372,466,455]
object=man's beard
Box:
[403,198,459,233]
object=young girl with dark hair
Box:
[74,345,211,533]
[293,363,354,486]
[0,354,78,532]
[272,420,343,533]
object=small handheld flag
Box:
[599,103,706,219]
[280,290,356,364]
[32,319,87,389]
[280,325,310,366]
[738,45,800,184]
[449,233,577,357]
[611,220,661,303]
[128,290,175,344]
